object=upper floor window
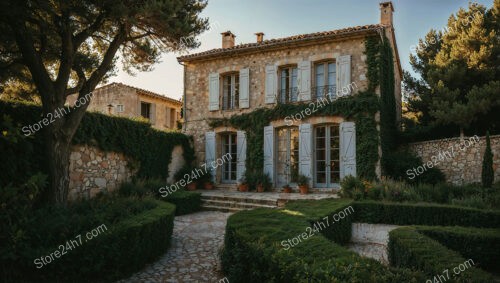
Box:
[140,102,151,119]
[222,73,239,110]
[313,61,336,100]
[116,104,124,113]
[279,66,298,103]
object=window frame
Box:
[221,72,239,110]
[313,60,337,100]
[140,102,151,120]
[278,64,299,103]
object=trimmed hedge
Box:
[1,198,175,282]
[353,201,500,228]
[163,190,202,215]
[389,227,494,282]
[284,199,355,244]
[415,226,500,273]
[222,199,424,282]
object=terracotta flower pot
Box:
[299,185,309,195]
[204,182,214,190]
[186,182,197,191]
[257,184,265,192]
[283,186,292,193]
[238,184,249,192]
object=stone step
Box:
[203,199,277,210]
[201,205,243,213]
[200,195,278,206]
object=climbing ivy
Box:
[209,35,397,181]
[0,100,195,181]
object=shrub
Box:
[415,226,500,273]
[118,180,201,215]
[162,190,202,215]
[389,227,494,282]
[353,201,500,228]
[1,198,175,282]
[383,150,445,185]
[222,200,424,282]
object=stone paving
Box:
[119,211,231,283]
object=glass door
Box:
[314,124,340,187]
[221,133,237,183]
[276,127,299,187]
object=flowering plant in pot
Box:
[297,174,310,194]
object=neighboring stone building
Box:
[178,2,402,190]
[68,82,182,131]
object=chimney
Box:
[255,32,264,43]
[221,31,235,48]
[379,2,394,26]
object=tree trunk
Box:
[44,124,72,205]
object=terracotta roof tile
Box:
[178,24,385,62]
[96,82,182,105]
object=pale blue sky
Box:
[113,0,494,100]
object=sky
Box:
[113,0,494,100]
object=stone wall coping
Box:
[408,134,500,147]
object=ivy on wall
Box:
[209,92,380,180]
[0,101,195,182]
[209,34,398,181]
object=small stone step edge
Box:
[202,199,277,209]
[200,195,278,206]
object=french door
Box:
[276,127,299,187]
[314,124,340,187]
[221,133,237,183]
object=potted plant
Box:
[256,172,271,192]
[174,165,197,191]
[297,174,310,194]
[197,169,214,190]
[238,174,249,192]
[282,184,292,193]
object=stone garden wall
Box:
[68,144,185,201]
[408,135,500,185]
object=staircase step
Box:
[200,195,278,206]
[201,205,243,213]
[202,199,277,209]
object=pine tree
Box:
[404,2,500,136]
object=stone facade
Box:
[67,82,182,131]
[408,135,500,185]
[179,2,402,188]
[69,144,136,201]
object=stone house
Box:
[68,82,182,131]
[178,2,402,189]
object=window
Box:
[170,108,176,128]
[116,104,124,113]
[222,73,239,110]
[313,61,336,100]
[315,124,340,187]
[279,66,298,103]
[140,102,151,119]
[221,133,237,182]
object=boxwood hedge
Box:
[221,199,424,282]
[389,227,494,282]
[353,200,500,228]
[1,198,175,282]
